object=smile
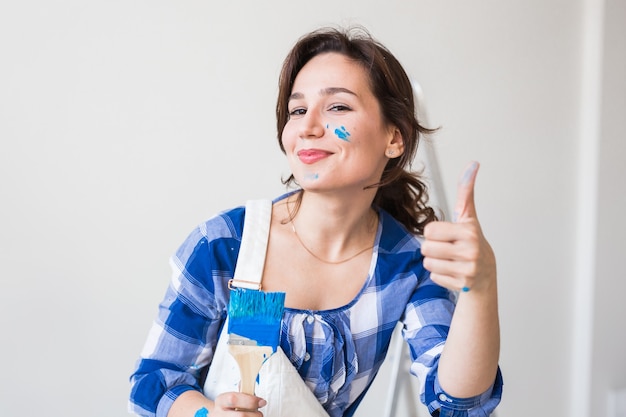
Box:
[297,149,332,164]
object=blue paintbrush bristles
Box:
[227,288,286,350]
[228,289,286,321]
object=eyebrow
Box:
[288,87,357,101]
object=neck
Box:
[283,191,378,263]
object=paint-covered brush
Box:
[227,288,286,395]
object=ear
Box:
[385,127,404,158]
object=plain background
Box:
[1,1,625,416]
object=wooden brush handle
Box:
[228,344,273,395]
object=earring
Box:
[386,149,395,157]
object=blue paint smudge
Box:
[304,173,319,181]
[460,162,478,186]
[334,126,351,141]
[194,407,209,417]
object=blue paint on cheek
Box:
[334,126,351,141]
[194,407,209,417]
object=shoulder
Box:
[377,208,423,256]
[172,204,246,266]
[172,192,300,269]
[176,193,289,259]
[371,208,430,290]
[199,205,247,241]
[196,193,292,241]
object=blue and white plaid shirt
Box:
[129,194,502,417]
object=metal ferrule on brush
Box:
[227,334,259,346]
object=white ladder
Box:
[382,82,497,417]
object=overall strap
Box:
[229,199,272,290]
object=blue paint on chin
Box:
[334,125,351,141]
[304,173,319,180]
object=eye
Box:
[329,104,351,112]
[288,107,307,118]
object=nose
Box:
[298,110,325,139]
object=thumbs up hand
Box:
[421,161,496,294]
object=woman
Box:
[129,26,503,417]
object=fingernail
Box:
[460,162,478,185]
[259,399,267,407]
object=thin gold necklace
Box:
[290,220,374,265]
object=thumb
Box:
[453,161,480,222]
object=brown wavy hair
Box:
[276,26,438,235]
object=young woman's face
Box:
[281,52,400,193]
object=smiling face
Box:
[281,52,403,193]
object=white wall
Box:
[0,1,623,417]
[589,0,626,416]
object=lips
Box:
[297,149,332,164]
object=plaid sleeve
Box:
[402,273,502,416]
[430,367,503,417]
[129,216,238,417]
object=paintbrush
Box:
[227,288,286,395]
